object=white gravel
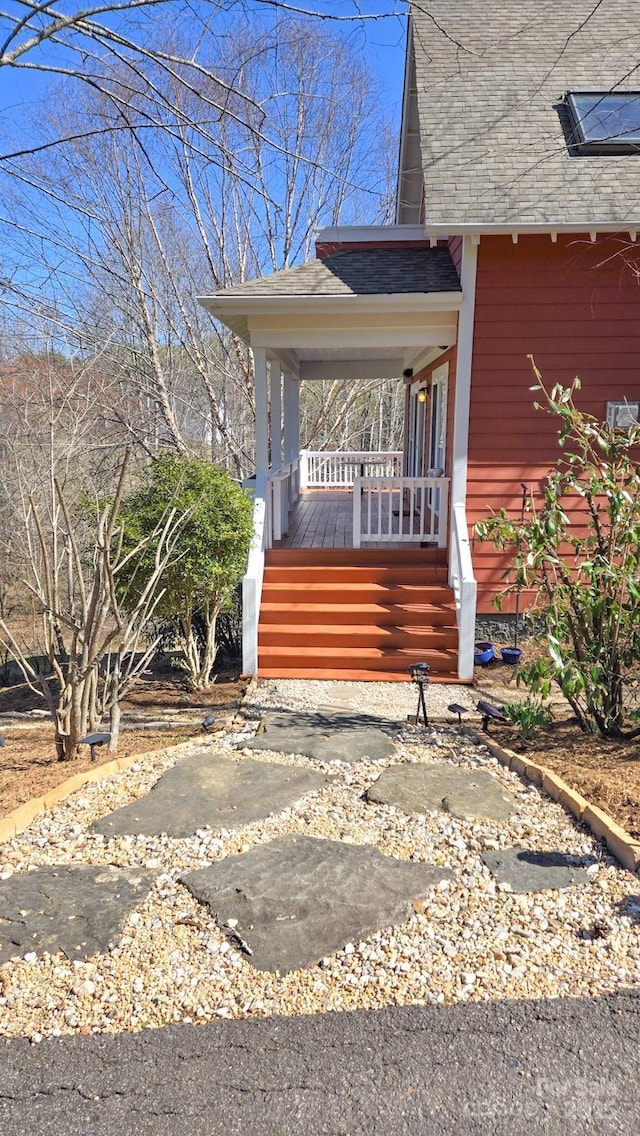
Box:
[0,677,639,1042]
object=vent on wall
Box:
[606,400,640,429]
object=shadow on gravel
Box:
[618,894,640,923]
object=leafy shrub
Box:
[503,697,553,736]
[475,370,640,738]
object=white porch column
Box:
[270,361,282,472]
[253,347,269,498]
[283,373,301,502]
[451,236,479,681]
[451,239,478,509]
[283,373,296,462]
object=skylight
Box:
[566,92,640,153]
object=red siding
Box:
[448,236,463,274]
[315,239,432,259]
[468,233,640,610]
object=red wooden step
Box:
[258,668,466,683]
[260,582,454,605]
[263,565,447,585]
[265,548,448,567]
[258,625,458,650]
[259,602,457,627]
[257,646,458,672]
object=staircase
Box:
[258,548,460,682]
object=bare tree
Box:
[0,16,395,473]
[0,449,187,759]
[0,2,406,162]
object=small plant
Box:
[503,697,553,737]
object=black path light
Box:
[202,714,217,733]
[78,732,112,762]
[447,703,468,725]
[476,701,508,733]
[408,662,430,727]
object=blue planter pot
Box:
[474,641,494,666]
[500,647,522,666]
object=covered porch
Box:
[276,453,448,551]
[198,233,478,681]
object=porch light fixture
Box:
[565,91,640,153]
[417,389,427,403]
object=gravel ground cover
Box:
[0,678,639,1044]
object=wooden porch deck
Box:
[274,488,449,552]
[274,488,405,551]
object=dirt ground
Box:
[0,672,247,816]
[477,661,640,841]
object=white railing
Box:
[450,502,477,682]
[242,495,267,675]
[300,450,402,489]
[267,457,301,545]
[353,476,450,547]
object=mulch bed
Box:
[0,673,247,817]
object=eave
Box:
[423,221,640,242]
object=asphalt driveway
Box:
[0,990,638,1135]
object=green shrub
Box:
[475,370,640,738]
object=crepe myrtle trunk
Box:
[180,599,222,691]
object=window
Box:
[565,91,640,153]
[606,401,640,429]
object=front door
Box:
[428,363,448,521]
[428,363,448,476]
[408,383,427,477]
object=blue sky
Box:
[0,1,408,132]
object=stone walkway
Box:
[0,678,639,1041]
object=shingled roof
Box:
[410,0,640,227]
[211,247,461,298]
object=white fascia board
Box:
[198,292,463,316]
[395,17,414,224]
[424,221,640,238]
[312,223,427,244]
[252,325,457,350]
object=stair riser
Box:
[258,649,458,671]
[266,549,448,568]
[259,605,457,627]
[257,669,465,683]
[261,585,454,605]
[259,629,457,650]
[264,567,447,585]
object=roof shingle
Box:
[212,247,461,298]
[409,0,640,226]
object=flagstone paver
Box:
[1,679,640,1042]
[180,834,453,973]
[365,762,516,821]
[91,751,327,838]
[481,848,590,893]
[242,710,399,763]
[0,866,153,964]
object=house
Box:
[199,0,640,684]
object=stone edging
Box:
[475,732,640,874]
[233,674,259,727]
